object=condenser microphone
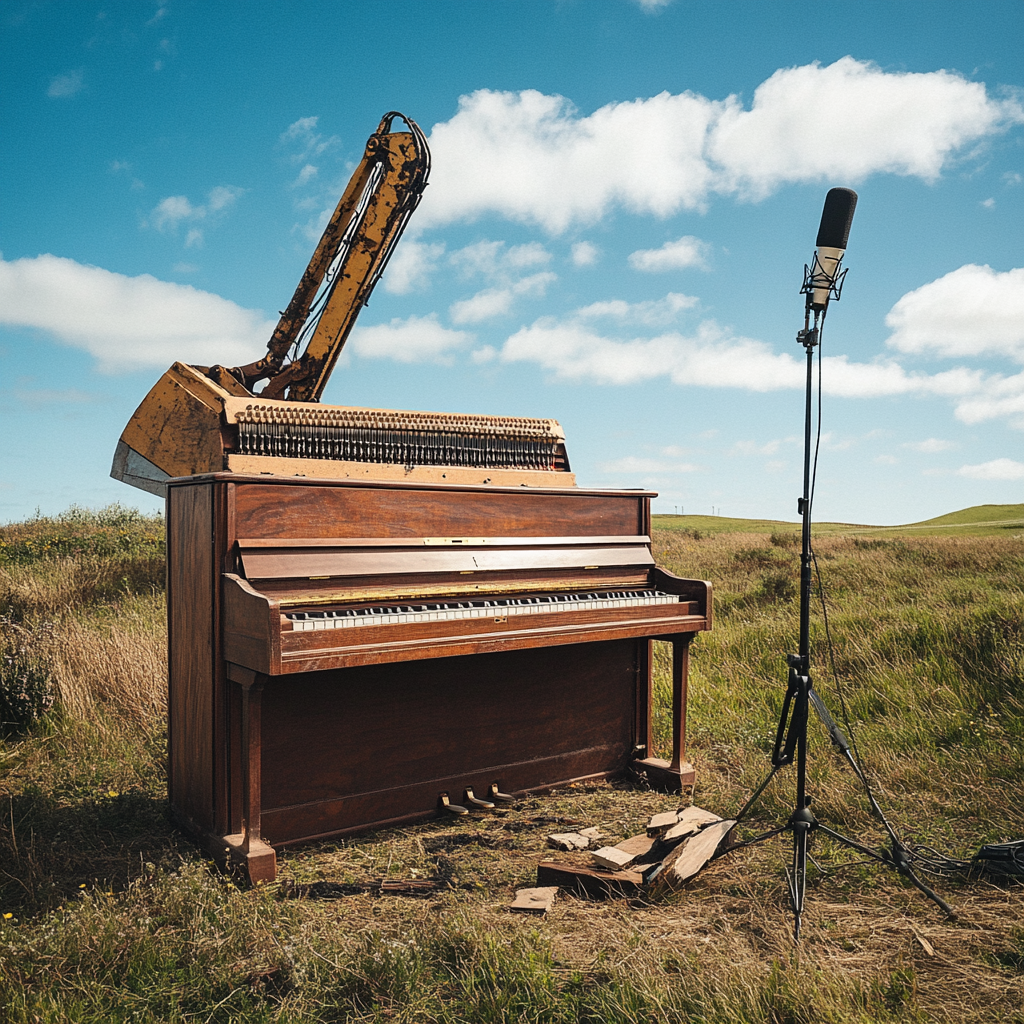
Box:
[807,187,857,310]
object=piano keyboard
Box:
[285,590,679,631]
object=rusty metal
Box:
[212,112,430,402]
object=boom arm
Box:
[209,111,430,403]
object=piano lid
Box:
[237,535,656,581]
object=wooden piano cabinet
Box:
[166,474,711,882]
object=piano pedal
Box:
[463,787,495,810]
[439,792,469,816]
[488,783,515,804]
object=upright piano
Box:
[167,473,712,882]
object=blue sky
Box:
[2,0,1022,524]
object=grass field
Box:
[653,502,1024,539]
[1,504,1022,1022]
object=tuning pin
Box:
[463,787,495,811]
[439,792,468,816]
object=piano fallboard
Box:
[222,533,710,674]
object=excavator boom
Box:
[111,111,576,498]
[113,112,430,493]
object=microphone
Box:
[807,187,857,310]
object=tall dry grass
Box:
[0,510,1022,1023]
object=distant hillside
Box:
[652,503,1024,538]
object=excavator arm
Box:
[112,112,430,494]
[204,111,429,402]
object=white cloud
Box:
[600,455,697,474]
[885,265,1024,362]
[733,439,784,456]
[149,186,243,241]
[291,164,318,188]
[280,116,338,162]
[981,198,996,209]
[0,254,274,371]
[383,240,446,294]
[450,240,552,280]
[418,60,1022,231]
[15,387,96,407]
[471,345,498,364]
[450,272,557,324]
[421,88,717,231]
[347,314,473,364]
[501,318,803,388]
[903,438,956,453]
[152,195,197,231]
[571,241,600,267]
[207,185,242,212]
[48,70,83,98]
[446,240,556,323]
[957,458,1024,480]
[496,305,1024,431]
[875,454,899,465]
[632,0,674,10]
[952,372,1024,428]
[575,293,698,326]
[707,58,1021,199]
[628,236,709,272]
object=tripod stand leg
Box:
[789,820,810,941]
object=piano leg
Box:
[223,669,277,884]
[635,633,697,793]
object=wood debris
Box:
[647,811,678,836]
[281,878,445,899]
[614,834,656,858]
[591,845,638,870]
[662,806,722,843]
[510,886,558,914]
[547,832,591,851]
[536,806,730,901]
[655,819,736,889]
[537,861,643,898]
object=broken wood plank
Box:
[547,832,590,851]
[647,811,678,836]
[537,861,642,898]
[676,806,722,827]
[281,878,444,899]
[656,820,736,889]
[591,846,637,870]
[615,833,656,858]
[510,886,558,914]
[578,826,604,841]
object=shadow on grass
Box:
[0,786,185,917]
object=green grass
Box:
[654,502,1024,538]
[1,504,1023,1022]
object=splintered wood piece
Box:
[578,826,604,841]
[537,861,643,898]
[510,886,558,914]
[676,806,722,826]
[548,832,590,851]
[591,845,637,870]
[647,811,679,836]
[662,806,723,843]
[657,820,736,889]
[615,834,656,858]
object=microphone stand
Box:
[721,267,953,943]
